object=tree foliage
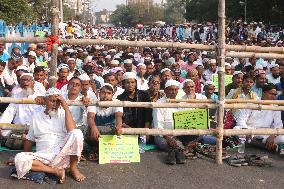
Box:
[0,0,35,24]
[110,3,165,27]
[185,0,284,24]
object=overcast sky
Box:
[93,0,163,12]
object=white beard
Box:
[22,87,34,97]
[48,109,58,118]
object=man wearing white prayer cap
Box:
[203,58,217,81]
[160,68,173,90]
[152,79,191,165]
[23,51,37,73]
[110,60,120,68]
[202,81,218,100]
[136,63,148,91]
[56,64,69,90]
[0,73,44,137]
[181,79,207,99]
[266,64,280,85]
[79,73,97,100]
[14,87,85,183]
[117,72,152,129]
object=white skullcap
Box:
[123,72,137,80]
[20,73,33,79]
[79,74,90,81]
[165,79,180,89]
[210,59,217,64]
[137,63,146,69]
[109,49,116,53]
[28,51,36,57]
[67,58,76,62]
[205,81,215,86]
[100,83,114,92]
[58,64,69,70]
[182,79,194,86]
[225,63,231,67]
[255,65,263,70]
[66,49,74,53]
[124,59,132,64]
[45,87,61,97]
[233,71,243,76]
[58,47,63,51]
[105,55,111,59]
[111,60,120,65]
[160,68,172,74]
[270,64,279,69]
[16,65,28,72]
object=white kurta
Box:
[152,96,184,130]
[136,77,149,91]
[14,108,84,179]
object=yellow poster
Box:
[99,135,140,164]
[173,109,209,129]
[212,74,233,91]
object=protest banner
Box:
[212,74,233,90]
[99,135,140,164]
[173,109,209,129]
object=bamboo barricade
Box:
[49,0,60,87]
[215,0,226,164]
[3,97,284,111]
[0,0,283,166]
[1,37,284,54]
[118,128,284,137]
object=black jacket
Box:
[117,90,152,128]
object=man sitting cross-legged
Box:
[14,88,85,183]
[86,83,123,160]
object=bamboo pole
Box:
[49,0,60,87]
[226,51,284,59]
[119,128,284,136]
[0,37,283,53]
[2,97,284,110]
[2,124,284,137]
[168,99,284,106]
[216,0,226,164]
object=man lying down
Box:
[14,87,85,183]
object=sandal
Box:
[244,155,272,167]
[88,152,99,161]
[227,155,248,167]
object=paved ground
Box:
[0,147,284,189]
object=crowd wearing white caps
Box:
[0,20,283,171]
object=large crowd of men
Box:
[0,20,284,183]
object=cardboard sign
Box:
[212,74,233,90]
[173,109,209,129]
[99,135,140,164]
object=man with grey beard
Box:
[14,87,85,183]
[0,73,43,137]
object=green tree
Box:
[0,0,35,24]
[185,0,284,24]
[28,0,52,22]
[164,0,186,24]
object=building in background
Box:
[64,0,83,15]
[127,0,153,6]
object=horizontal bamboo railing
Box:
[1,37,284,54]
[1,97,284,110]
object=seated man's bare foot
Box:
[70,166,86,182]
[55,168,66,184]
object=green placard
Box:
[173,109,209,129]
[99,135,140,164]
[35,30,46,38]
[212,74,233,90]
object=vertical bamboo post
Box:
[49,0,60,87]
[216,0,226,165]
